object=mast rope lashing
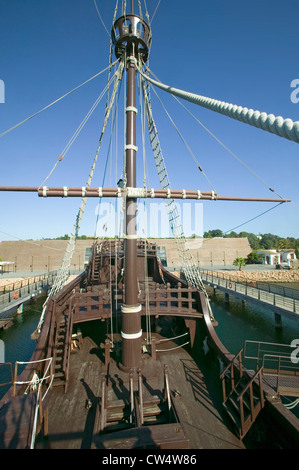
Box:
[138,67,299,144]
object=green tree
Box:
[204,229,223,238]
[224,231,238,238]
[233,257,246,271]
[246,251,262,264]
[260,233,279,250]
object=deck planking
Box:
[158,348,244,449]
[35,333,245,449]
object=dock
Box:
[0,272,57,320]
[199,270,299,327]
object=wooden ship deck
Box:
[34,333,244,449]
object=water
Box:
[210,289,298,356]
[0,293,46,400]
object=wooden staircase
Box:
[52,307,73,392]
[221,350,265,440]
[93,366,190,449]
[99,378,170,434]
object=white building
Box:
[257,249,297,266]
[257,250,280,265]
[280,249,297,266]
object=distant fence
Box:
[198,270,299,315]
[0,271,58,295]
[198,269,299,300]
[0,271,58,316]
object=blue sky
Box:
[0,0,298,242]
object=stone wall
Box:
[0,237,252,272]
[151,237,251,267]
[207,269,299,283]
[0,240,94,271]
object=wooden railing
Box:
[73,282,202,321]
[237,366,264,438]
[243,340,299,396]
[220,347,265,439]
[220,349,244,403]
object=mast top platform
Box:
[112,14,151,62]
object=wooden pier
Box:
[199,270,299,327]
[0,272,56,319]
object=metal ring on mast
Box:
[111,14,151,62]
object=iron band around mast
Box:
[121,330,143,340]
[121,304,142,313]
[126,106,138,114]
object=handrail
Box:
[198,269,299,304]
[0,271,58,295]
[3,357,54,449]
[262,353,298,374]
[29,357,54,449]
[220,348,243,379]
[13,357,53,394]
[237,366,264,402]
[237,366,264,435]
[244,340,298,371]
[220,348,244,403]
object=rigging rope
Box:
[138,65,299,145]
[151,0,161,24]
[149,84,217,192]
[39,72,117,189]
[168,91,284,199]
[93,0,110,37]
[223,202,284,235]
[141,64,286,199]
[36,59,125,333]
[140,66,214,320]
[94,72,123,238]
[137,70,152,344]
[0,62,118,139]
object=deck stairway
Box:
[92,252,101,284]
[101,395,169,433]
[99,368,171,433]
[94,365,189,448]
[52,311,73,391]
[221,350,265,440]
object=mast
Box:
[111,1,151,372]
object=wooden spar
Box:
[0,186,290,202]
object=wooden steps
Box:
[53,319,68,389]
[222,372,264,439]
